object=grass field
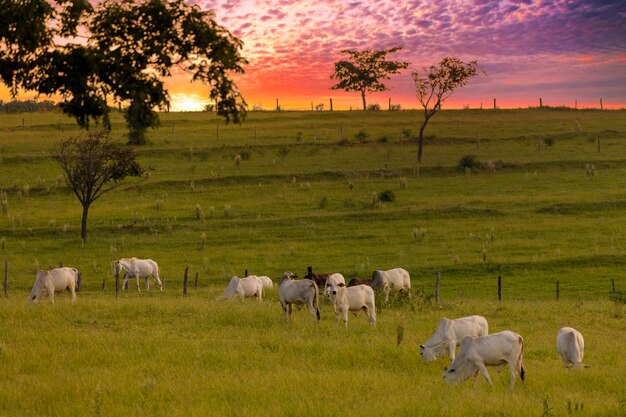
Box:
[0,108,625,416]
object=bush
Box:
[543,137,555,146]
[459,154,480,169]
[379,190,395,202]
[389,104,401,111]
[354,130,369,142]
[367,103,381,111]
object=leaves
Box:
[1,0,247,143]
[330,47,410,109]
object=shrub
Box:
[543,137,555,146]
[367,103,381,111]
[377,136,389,143]
[314,103,324,111]
[389,104,401,111]
[354,130,369,142]
[459,154,480,170]
[379,190,395,202]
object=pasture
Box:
[0,108,625,416]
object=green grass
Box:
[0,108,625,416]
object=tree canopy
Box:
[0,0,247,144]
[412,57,482,163]
[330,47,409,110]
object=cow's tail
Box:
[312,281,320,321]
[518,335,525,383]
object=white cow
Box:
[29,267,79,304]
[114,258,162,291]
[278,271,320,322]
[557,327,586,368]
[443,330,525,389]
[420,315,489,363]
[217,275,264,301]
[371,268,411,301]
[323,273,346,297]
[258,276,273,290]
[329,283,376,328]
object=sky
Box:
[3,0,626,111]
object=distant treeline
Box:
[0,99,59,113]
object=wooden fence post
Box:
[330,98,333,112]
[556,280,560,301]
[77,272,82,293]
[195,272,198,289]
[276,98,279,111]
[183,266,188,297]
[115,271,120,299]
[493,98,496,110]
[4,260,8,298]
[497,275,502,301]
[435,272,441,305]
[600,98,603,110]
[611,278,616,295]
[539,98,543,108]
[244,269,248,277]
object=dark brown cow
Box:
[347,277,374,287]
[303,271,330,288]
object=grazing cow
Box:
[329,283,376,328]
[420,315,489,363]
[557,327,587,368]
[278,272,320,322]
[29,267,79,304]
[347,277,374,287]
[258,276,273,290]
[114,258,163,291]
[443,330,525,389]
[217,275,264,301]
[323,273,346,297]
[371,268,411,301]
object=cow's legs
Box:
[135,274,141,291]
[70,285,76,304]
[448,342,456,361]
[122,273,130,290]
[475,362,493,386]
[508,363,518,389]
[366,307,376,328]
[342,309,348,328]
[281,301,288,322]
[145,277,150,291]
[288,304,293,322]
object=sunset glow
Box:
[2,0,625,110]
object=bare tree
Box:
[331,47,410,110]
[51,131,143,242]
[413,57,483,163]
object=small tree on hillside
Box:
[0,0,247,145]
[412,57,482,163]
[51,131,143,242]
[331,47,409,110]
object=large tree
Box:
[51,130,143,242]
[331,47,409,110]
[412,57,482,163]
[0,0,247,144]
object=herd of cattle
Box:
[27,258,588,388]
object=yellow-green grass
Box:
[0,109,625,416]
[0,294,624,416]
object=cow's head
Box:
[324,280,339,297]
[420,344,447,364]
[280,271,298,283]
[442,360,473,384]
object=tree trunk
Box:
[417,116,430,163]
[81,204,89,242]
[361,91,367,110]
